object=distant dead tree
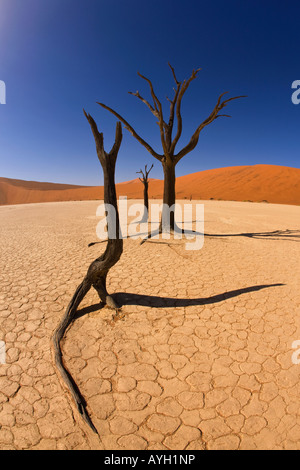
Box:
[97,63,246,235]
[52,113,123,434]
[136,163,153,221]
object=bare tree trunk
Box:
[143,181,149,214]
[89,159,123,306]
[160,159,176,232]
[140,181,149,222]
[52,116,123,435]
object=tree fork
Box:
[52,114,123,435]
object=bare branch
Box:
[170,68,201,154]
[109,121,123,159]
[168,63,180,85]
[215,114,232,119]
[174,93,247,163]
[128,90,159,119]
[137,72,161,113]
[137,72,169,154]
[162,64,183,150]
[97,102,163,162]
[222,95,246,106]
[167,83,181,141]
[136,169,145,179]
[146,163,154,178]
[83,109,105,163]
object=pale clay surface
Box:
[0,199,300,450]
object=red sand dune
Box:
[0,164,300,206]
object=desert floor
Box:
[0,199,300,450]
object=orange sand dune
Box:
[0,164,300,206]
[175,164,300,205]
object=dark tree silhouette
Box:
[136,163,153,221]
[52,113,123,434]
[97,63,246,233]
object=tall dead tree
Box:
[52,113,123,434]
[136,163,153,221]
[97,64,246,233]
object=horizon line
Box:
[1,162,300,188]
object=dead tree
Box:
[97,64,246,234]
[52,113,123,434]
[136,163,153,221]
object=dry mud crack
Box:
[0,199,300,450]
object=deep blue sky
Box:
[0,0,299,185]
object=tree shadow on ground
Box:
[142,228,300,242]
[204,229,300,242]
[88,229,300,248]
[75,283,284,318]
